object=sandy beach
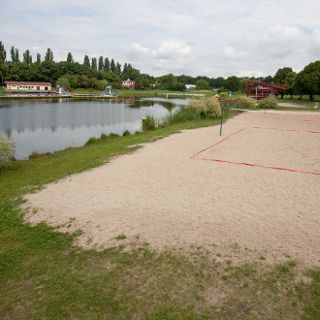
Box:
[24,110,320,266]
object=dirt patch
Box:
[24,110,320,266]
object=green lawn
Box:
[0,118,320,319]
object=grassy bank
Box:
[1,117,320,319]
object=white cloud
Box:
[1,0,320,76]
[133,42,191,59]
[223,46,245,59]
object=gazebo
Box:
[246,81,286,100]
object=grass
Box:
[0,116,320,319]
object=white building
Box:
[5,81,52,93]
[185,84,197,90]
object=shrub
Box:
[167,107,201,124]
[204,97,221,118]
[258,96,278,109]
[122,130,131,136]
[142,116,156,131]
[188,97,221,118]
[0,136,15,168]
[29,151,52,159]
[235,96,257,109]
[85,137,97,145]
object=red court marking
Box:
[252,126,320,134]
[190,127,247,159]
[191,127,320,176]
[198,158,320,177]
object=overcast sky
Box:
[1,0,320,77]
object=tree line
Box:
[0,41,319,99]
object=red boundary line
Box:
[190,127,247,159]
[198,158,320,177]
[191,127,320,176]
[252,126,320,134]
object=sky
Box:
[1,0,320,77]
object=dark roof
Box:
[5,81,52,86]
[247,81,285,91]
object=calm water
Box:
[0,97,188,159]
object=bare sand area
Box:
[24,110,320,266]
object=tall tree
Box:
[91,57,97,71]
[14,48,19,62]
[67,52,74,63]
[0,41,6,62]
[44,48,54,62]
[83,55,90,68]
[98,56,104,71]
[110,59,116,73]
[116,62,122,75]
[36,53,41,63]
[23,49,32,65]
[10,46,15,62]
[103,57,110,72]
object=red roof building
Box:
[122,79,136,89]
[246,81,286,100]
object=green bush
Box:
[236,96,257,109]
[142,116,157,131]
[167,108,201,124]
[188,97,221,118]
[258,96,278,109]
[85,137,98,145]
[0,136,15,167]
[122,130,131,136]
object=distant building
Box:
[4,81,52,94]
[185,84,196,90]
[122,79,136,89]
[246,81,285,100]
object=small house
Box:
[122,79,136,89]
[4,81,52,94]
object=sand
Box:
[24,110,320,266]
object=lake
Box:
[0,97,188,159]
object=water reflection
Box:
[0,97,187,159]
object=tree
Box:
[104,58,110,72]
[10,46,16,62]
[294,61,320,101]
[263,75,274,83]
[274,67,294,98]
[224,76,241,92]
[116,62,121,75]
[23,50,32,65]
[121,63,140,80]
[45,48,54,62]
[196,79,210,90]
[274,67,293,84]
[212,77,226,89]
[98,56,104,71]
[0,41,6,62]
[110,59,116,73]
[91,57,97,71]
[284,72,296,98]
[10,47,20,63]
[83,55,90,69]
[67,52,74,63]
[36,53,41,63]
[14,48,19,63]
